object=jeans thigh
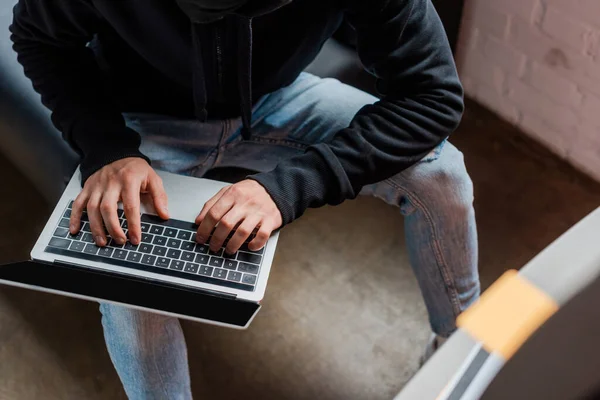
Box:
[216,73,379,173]
[124,113,223,176]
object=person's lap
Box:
[101,72,479,398]
[123,73,479,333]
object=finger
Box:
[69,191,88,235]
[87,192,107,246]
[226,215,261,254]
[248,221,274,251]
[122,181,142,245]
[195,186,228,225]
[210,206,246,252]
[196,190,234,244]
[100,187,126,245]
[147,173,169,220]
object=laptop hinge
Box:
[53,259,238,300]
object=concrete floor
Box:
[0,100,599,400]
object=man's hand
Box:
[69,158,169,246]
[196,180,282,254]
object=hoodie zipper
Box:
[215,25,225,103]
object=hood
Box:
[176,0,291,23]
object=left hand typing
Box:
[195,179,282,254]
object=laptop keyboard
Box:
[44,201,265,292]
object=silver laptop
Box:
[0,167,279,329]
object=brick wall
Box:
[456,0,600,181]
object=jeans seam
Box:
[247,136,309,150]
[189,148,217,177]
[148,318,171,399]
[383,177,463,319]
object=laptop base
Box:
[0,260,260,329]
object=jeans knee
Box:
[420,144,474,211]
[439,155,473,205]
[391,145,473,218]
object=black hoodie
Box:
[9,0,464,225]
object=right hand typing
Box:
[69,157,169,246]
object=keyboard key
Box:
[167,238,182,248]
[170,260,185,271]
[98,247,114,257]
[177,230,192,241]
[127,252,142,263]
[194,244,209,254]
[141,254,157,266]
[150,225,164,235]
[70,241,86,252]
[184,263,199,273]
[213,268,227,279]
[139,244,153,254]
[63,209,72,218]
[191,233,197,243]
[141,223,150,233]
[124,242,139,251]
[84,244,100,255]
[81,212,89,222]
[117,209,124,218]
[48,237,71,249]
[82,222,91,232]
[122,220,128,229]
[58,218,71,228]
[141,233,154,243]
[194,254,209,264]
[242,274,257,285]
[209,257,224,268]
[223,252,236,259]
[53,227,70,238]
[68,200,75,208]
[108,238,124,248]
[240,243,264,254]
[224,260,238,270]
[166,249,182,259]
[69,231,84,241]
[164,228,178,237]
[180,241,195,251]
[156,257,170,268]
[199,265,214,276]
[112,249,128,260]
[152,246,167,256]
[209,248,224,257]
[153,236,167,246]
[237,252,262,265]
[181,251,195,262]
[82,233,95,243]
[238,262,259,274]
[227,271,242,282]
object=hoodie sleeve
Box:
[250,0,464,225]
[10,0,149,183]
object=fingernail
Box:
[116,237,125,245]
[95,236,105,246]
[130,235,139,244]
[70,224,76,232]
[197,236,205,243]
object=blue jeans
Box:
[100,72,480,399]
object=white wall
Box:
[457,0,600,181]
